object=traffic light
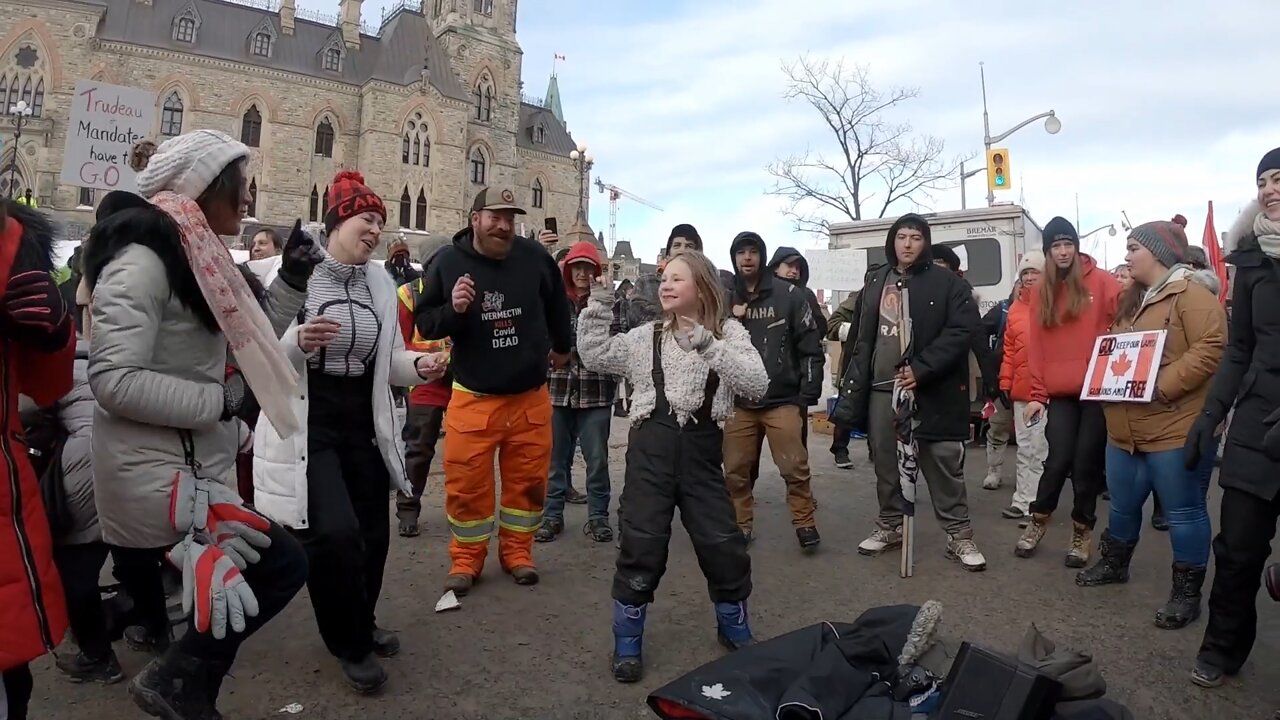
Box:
[986,147,1011,193]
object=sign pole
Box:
[899,285,914,579]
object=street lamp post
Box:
[980,62,1061,207]
[568,143,593,220]
[1079,223,1118,267]
[959,160,985,210]
[5,99,34,200]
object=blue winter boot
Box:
[611,601,647,683]
[715,601,755,651]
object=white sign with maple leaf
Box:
[1080,329,1168,403]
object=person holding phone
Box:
[1014,218,1121,567]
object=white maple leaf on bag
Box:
[700,683,731,701]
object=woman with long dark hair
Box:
[85,130,320,718]
[1188,147,1280,688]
[1075,221,1224,632]
[1014,218,1121,567]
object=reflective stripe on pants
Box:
[448,515,495,543]
[498,506,543,533]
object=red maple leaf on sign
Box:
[1110,352,1133,377]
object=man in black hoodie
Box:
[832,213,988,572]
[415,187,573,595]
[723,232,825,551]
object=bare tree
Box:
[767,57,963,235]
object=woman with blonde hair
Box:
[577,250,768,684]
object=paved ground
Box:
[29,422,1280,719]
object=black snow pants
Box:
[612,324,751,606]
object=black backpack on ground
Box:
[19,404,73,538]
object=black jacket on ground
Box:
[414,227,572,396]
[1199,232,1280,501]
[730,233,824,409]
[832,214,979,441]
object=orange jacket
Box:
[999,287,1035,402]
[396,279,451,407]
[1028,254,1121,403]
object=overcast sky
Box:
[315,0,1277,269]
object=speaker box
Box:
[930,641,1062,720]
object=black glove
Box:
[221,370,260,422]
[1265,562,1280,602]
[277,220,324,291]
[1263,408,1280,462]
[993,390,1012,410]
[1183,411,1221,470]
[1,270,71,352]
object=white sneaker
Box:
[947,536,987,572]
[857,527,903,556]
[981,473,1002,490]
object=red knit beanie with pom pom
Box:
[325,169,386,232]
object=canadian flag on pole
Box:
[1202,201,1229,304]
[554,53,566,61]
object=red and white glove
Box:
[169,471,272,569]
[1,270,71,351]
[168,534,260,639]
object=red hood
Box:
[562,240,602,300]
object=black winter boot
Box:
[129,647,220,720]
[1155,563,1207,630]
[1075,530,1136,587]
[340,654,388,694]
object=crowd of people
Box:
[1,128,1278,719]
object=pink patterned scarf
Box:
[151,191,301,438]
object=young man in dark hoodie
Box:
[832,213,988,571]
[415,187,573,595]
[723,232,825,551]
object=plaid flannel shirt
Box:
[548,296,628,409]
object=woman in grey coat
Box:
[83,130,320,719]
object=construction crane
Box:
[594,177,663,253]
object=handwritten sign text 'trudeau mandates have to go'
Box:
[60,80,157,193]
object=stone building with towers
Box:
[0,0,584,254]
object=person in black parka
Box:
[1188,147,1280,689]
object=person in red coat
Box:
[0,199,75,720]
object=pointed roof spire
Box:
[545,72,564,124]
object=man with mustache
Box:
[415,187,573,596]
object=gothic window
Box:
[323,47,341,72]
[320,185,330,218]
[399,187,411,227]
[473,76,494,122]
[309,186,320,222]
[0,75,7,113]
[473,0,493,15]
[533,124,545,144]
[314,118,334,157]
[241,105,262,147]
[0,166,23,199]
[252,32,271,57]
[30,79,43,117]
[415,189,428,231]
[20,78,30,106]
[531,178,544,209]
[433,0,442,17]
[175,16,196,43]
[78,187,95,207]
[161,92,184,137]
[247,178,258,218]
[469,147,486,185]
[402,113,431,167]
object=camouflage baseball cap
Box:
[471,186,526,214]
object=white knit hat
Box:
[135,129,250,200]
[1017,250,1045,277]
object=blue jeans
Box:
[545,406,612,522]
[1105,444,1211,567]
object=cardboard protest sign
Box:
[1081,330,1168,403]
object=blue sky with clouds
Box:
[308,0,1278,267]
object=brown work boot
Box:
[510,566,539,586]
[1014,513,1050,558]
[443,573,475,597]
[1066,521,1092,568]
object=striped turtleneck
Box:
[303,251,381,377]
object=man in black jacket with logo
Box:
[723,232,825,551]
[833,213,987,571]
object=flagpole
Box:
[899,285,915,579]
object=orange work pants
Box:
[443,385,552,576]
